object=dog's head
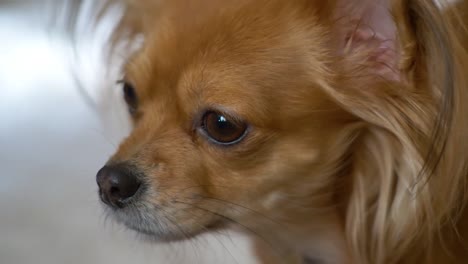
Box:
[97,0,344,240]
[93,0,468,262]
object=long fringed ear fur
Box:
[321,0,468,263]
[58,0,150,63]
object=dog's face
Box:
[97,0,352,242]
[95,0,468,262]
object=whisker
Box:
[165,206,241,264]
[198,195,286,228]
[176,184,252,193]
[86,126,118,148]
[173,200,288,261]
[157,206,203,260]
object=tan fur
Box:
[85,0,468,263]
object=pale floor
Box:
[0,3,256,264]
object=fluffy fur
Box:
[74,0,468,263]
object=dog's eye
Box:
[120,81,138,115]
[202,111,248,145]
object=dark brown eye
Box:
[120,81,138,115]
[202,111,248,145]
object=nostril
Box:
[96,163,142,208]
[110,186,119,196]
[109,170,141,200]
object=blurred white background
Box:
[0,1,255,263]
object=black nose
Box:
[96,164,141,208]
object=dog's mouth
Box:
[100,193,227,242]
[115,208,227,242]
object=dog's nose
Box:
[96,164,141,208]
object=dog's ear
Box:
[320,1,468,263]
[331,0,400,82]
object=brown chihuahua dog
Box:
[91,0,468,263]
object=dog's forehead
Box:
[126,0,330,122]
